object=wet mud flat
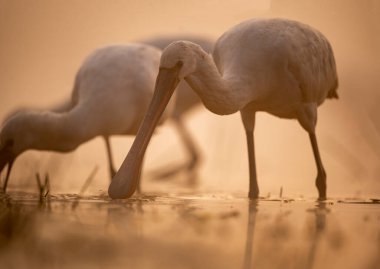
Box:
[0,192,379,269]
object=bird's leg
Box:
[245,130,259,199]
[151,117,201,185]
[241,110,259,199]
[36,173,50,201]
[296,103,326,199]
[309,133,327,200]
[103,136,116,180]
[173,117,200,172]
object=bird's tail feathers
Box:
[327,88,339,99]
[327,79,339,99]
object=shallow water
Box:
[0,192,379,269]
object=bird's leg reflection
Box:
[242,200,258,269]
[306,201,330,269]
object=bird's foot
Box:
[148,162,200,189]
[185,169,199,188]
[36,173,50,201]
[152,167,183,181]
[315,170,327,201]
[248,190,259,200]
[151,162,199,181]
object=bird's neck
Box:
[185,53,243,115]
[22,110,95,153]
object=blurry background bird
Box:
[0,43,170,192]
[0,36,213,193]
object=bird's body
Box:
[189,18,338,118]
[109,18,338,199]
[72,44,165,138]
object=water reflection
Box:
[306,202,330,269]
[0,193,379,269]
[242,200,258,269]
[241,200,344,269]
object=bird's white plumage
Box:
[213,18,337,118]
[73,44,166,136]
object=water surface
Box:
[0,192,379,269]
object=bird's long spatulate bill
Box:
[0,151,9,176]
[2,160,14,192]
[108,67,180,199]
[0,145,15,191]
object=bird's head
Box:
[160,41,203,79]
[0,112,32,177]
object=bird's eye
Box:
[176,60,183,68]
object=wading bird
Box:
[0,44,168,192]
[109,18,338,200]
[0,37,213,193]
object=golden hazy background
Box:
[0,0,379,197]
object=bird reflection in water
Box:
[305,201,330,269]
[242,200,258,269]
[241,200,332,269]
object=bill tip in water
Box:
[108,175,136,199]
